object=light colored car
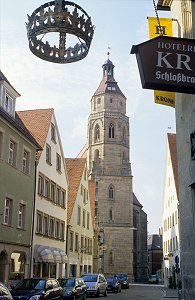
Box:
[148,274,159,284]
[81,273,107,297]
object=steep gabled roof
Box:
[94,76,125,98]
[17,108,53,149]
[167,133,179,198]
[65,158,86,224]
[77,143,88,158]
[0,70,21,97]
[133,192,143,208]
[147,234,162,250]
[0,107,41,150]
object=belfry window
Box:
[122,127,126,143]
[109,123,114,138]
[108,185,114,199]
[95,124,100,142]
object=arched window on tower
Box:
[108,185,114,200]
[109,123,114,138]
[94,124,100,142]
[122,127,126,144]
[94,149,99,160]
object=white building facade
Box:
[162,133,180,287]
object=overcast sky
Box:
[0,0,176,234]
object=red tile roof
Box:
[17,109,53,158]
[65,158,86,224]
[167,133,179,198]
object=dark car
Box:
[106,278,121,293]
[58,278,86,300]
[11,278,63,300]
[116,273,129,289]
[0,282,13,300]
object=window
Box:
[56,153,61,172]
[94,124,100,142]
[4,198,13,225]
[109,250,113,266]
[108,185,114,199]
[0,130,4,159]
[56,186,61,205]
[43,215,49,236]
[60,222,64,240]
[61,190,66,208]
[49,218,54,237]
[97,98,101,104]
[109,123,114,138]
[82,210,86,227]
[77,206,81,225]
[8,139,17,167]
[110,98,113,103]
[55,220,60,239]
[22,149,30,174]
[46,144,51,164]
[75,234,79,252]
[109,208,113,221]
[18,204,25,229]
[122,127,126,143]
[5,95,12,114]
[70,232,74,251]
[51,182,56,203]
[87,212,90,229]
[51,123,56,142]
[36,212,43,234]
[44,178,50,199]
[38,174,44,196]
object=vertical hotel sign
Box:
[148,17,175,108]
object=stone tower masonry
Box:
[87,56,134,279]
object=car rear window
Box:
[14,279,45,290]
[82,275,98,282]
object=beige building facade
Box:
[158,1,195,298]
[87,57,134,279]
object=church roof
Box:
[94,58,126,98]
[167,133,179,198]
[133,193,143,208]
[65,158,86,224]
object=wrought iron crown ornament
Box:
[26,0,95,64]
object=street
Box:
[91,284,165,300]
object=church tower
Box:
[87,55,134,278]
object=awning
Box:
[36,245,54,262]
[35,245,68,263]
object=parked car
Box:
[0,282,13,300]
[106,277,121,293]
[148,274,159,284]
[58,277,86,300]
[11,278,63,300]
[81,273,107,297]
[116,273,129,289]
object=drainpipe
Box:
[29,159,37,277]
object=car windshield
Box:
[14,279,46,290]
[82,275,98,282]
[59,278,75,288]
[107,278,116,283]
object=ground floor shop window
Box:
[50,264,57,278]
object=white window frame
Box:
[4,198,13,225]
[8,138,18,167]
[0,128,4,159]
[46,144,51,164]
[22,148,30,175]
[18,203,26,229]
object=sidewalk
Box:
[162,286,179,299]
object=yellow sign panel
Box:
[148,17,175,108]
[148,17,173,39]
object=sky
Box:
[0,0,176,234]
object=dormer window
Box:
[97,98,101,105]
[5,95,12,114]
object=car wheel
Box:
[96,289,100,297]
[103,288,107,297]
